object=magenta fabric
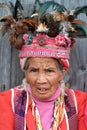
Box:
[19,45,70,59]
[27,84,61,130]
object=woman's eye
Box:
[30,68,38,72]
[46,69,54,72]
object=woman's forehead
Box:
[28,57,58,67]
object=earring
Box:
[60,80,66,96]
[22,78,27,90]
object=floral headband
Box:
[19,33,73,69]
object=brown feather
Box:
[52,13,67,21]
[72,19,87,28]
[9,34,16,45]
[40,14,60,37]
[20,18,38,30]
[0,16,15,36]
[12,22,29,34]
[8,17,38,49]
[69,20,87,37]
[14,35,24,49]
[9,34,24,49]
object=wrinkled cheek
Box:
[31,87,42,98]
[51,79,59,86]
[26,75,36,84]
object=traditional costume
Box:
[0,0,87,130]
[0,86,87,130]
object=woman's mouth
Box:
[37,87,48,94]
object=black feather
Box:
[74,6,87,17]
[9,1,15,14]
[11,0,24,20]
[33,0,42,13]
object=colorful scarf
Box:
[31,95,64,130]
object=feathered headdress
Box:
[0,0,87,49]
[0,0,87,69]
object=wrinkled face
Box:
[25,57,66,99]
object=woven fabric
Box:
[19,45,70,59]
[14,87,27,130]
[19,34,72,69]
[65,88,78,130]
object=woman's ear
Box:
[60,67,68,80]
[62,67,68,77]
[24,70,28,79]
[24,70,29,84]
[59,67,68,81]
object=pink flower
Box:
[23,34,29,41]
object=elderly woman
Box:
[0,0,87,130]
[0,35,87,130]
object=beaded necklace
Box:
[31,95,64,130]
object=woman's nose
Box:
[37,73,47,83]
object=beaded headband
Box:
[19,33,72,68]
[19,34,71,59]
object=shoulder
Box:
[73,90,87,124]
[0,89,12,103]
[73,89,87,106]
[65,88,87,111]
[0,89,15,129]
[65,88,87,103]
[0,89,13,112]
[0,85,23,101]
[65,88,87,129]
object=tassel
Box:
[22,78,27,91]
[60,80,66,96]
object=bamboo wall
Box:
[0,0,87,92]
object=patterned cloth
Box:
[19,34,72,69]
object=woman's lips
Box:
[37,87,49,94]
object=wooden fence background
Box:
[0,0,87,92]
